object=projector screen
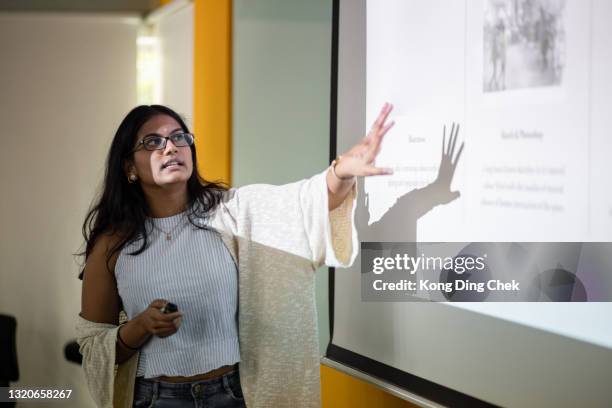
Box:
[327,0,612,406]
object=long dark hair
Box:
[78,105,227,279]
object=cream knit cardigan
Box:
[76,168,358,408]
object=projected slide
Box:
[364,0,611,243]
[359,0,612,337]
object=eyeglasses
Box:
[133,132,195,152]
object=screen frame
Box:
[323,1,612,407]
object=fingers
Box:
[449,123,459,158]
[149,299,169,309]
[149,318,180,337]
[442,124,446,156]
[364,166,394,176]
[445,123,455,155]
[442,122,461,157]
[153,320,177,330]
[452,142,465,168]
[159,311,183,321]
[148,300,182,320]
[153,325,178,337]
[369,120,395,158]
[142,299,183,337]
[379,120,395,139]
[371,102,394,135]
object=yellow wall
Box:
[321,365,418,408]
[193,0,232,185]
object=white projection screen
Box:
[326,1,612,407]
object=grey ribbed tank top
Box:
[115,210,240,378]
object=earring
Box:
[128,173,138,183]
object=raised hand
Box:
[334,102,396,179]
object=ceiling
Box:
[0,0,161,14]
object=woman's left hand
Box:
[334,102,396,179]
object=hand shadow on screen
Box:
[347,124,464,354]
[356,123,465,243]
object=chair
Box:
[0,314,19,386]
[0,314,18,407]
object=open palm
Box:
[334,103,396,179]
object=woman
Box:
[77,103,395,408]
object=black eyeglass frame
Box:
[132,132,195,152]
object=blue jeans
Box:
[133,369,246,408]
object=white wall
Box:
[0,12,139,407]
[232,0,333,354]
[153,0,194,127]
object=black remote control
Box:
[161,302,178,314]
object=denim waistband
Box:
[135,369,240,399]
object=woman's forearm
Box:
[327,168,356,211]
[115,317,150,364]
